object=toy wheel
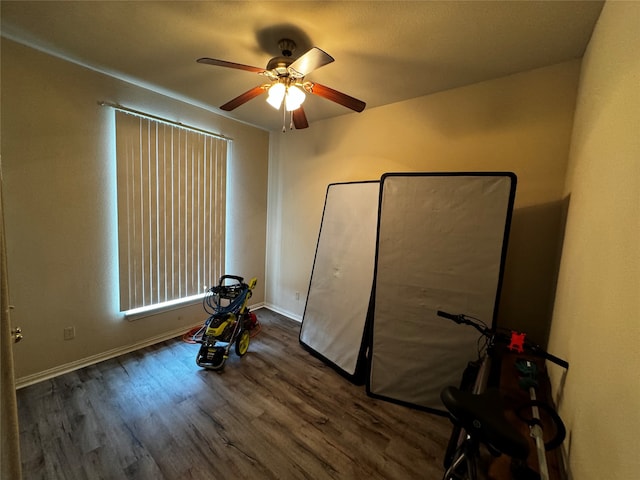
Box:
[235,329,250,356]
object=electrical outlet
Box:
[63,326,75,340]
[295,291,300,301]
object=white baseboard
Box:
[263,303,302,322]
[16,301,267,389]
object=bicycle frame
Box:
[442,313,503,475]
[442,350,502,480]
[437,310,568,480]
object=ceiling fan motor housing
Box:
[266,56,294,76]
[267,39,298,75]
[278,38,296,57]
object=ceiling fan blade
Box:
[292,106,309,129]
[220,85,266,111]
[197,57,264,73]
[308,83,366,112]
[288,47,334,77]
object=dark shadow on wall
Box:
[497,196,571,348]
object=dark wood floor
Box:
[17,309,451,480]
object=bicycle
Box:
[436,310,568,480]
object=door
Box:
[1,169,22,479]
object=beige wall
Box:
[547,2,640,479]
[4,4,637,476]
[266,60,580,347]
[1,39,269,383]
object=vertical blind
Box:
[115,110,227,311]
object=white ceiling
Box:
[1,1,604,132]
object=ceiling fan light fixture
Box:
[199,39,365,129]
[266,82,286,109]
[285,85,306,111]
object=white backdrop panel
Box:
[300,181,380,378]
[368,173,516,411]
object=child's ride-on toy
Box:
[196,275,257,370]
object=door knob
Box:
[11,327,23,343]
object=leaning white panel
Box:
[367,173,516,411]
[300,181,380,380]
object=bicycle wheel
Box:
[443,445,470,480]
[443,439,485,480]
[444,425,463,469]
[444,361,482,468]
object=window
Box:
[115,109,228,312]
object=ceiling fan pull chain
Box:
[282,103,286,133]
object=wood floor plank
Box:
[17,309,451,479]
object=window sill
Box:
[124,293,206,322]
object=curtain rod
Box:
[98,101,232,141]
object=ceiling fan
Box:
[197,39,366,130]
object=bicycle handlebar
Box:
[436,310,494,339]
[436,310,463,323]
[525,344,569,370]
[436,310,569,370]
